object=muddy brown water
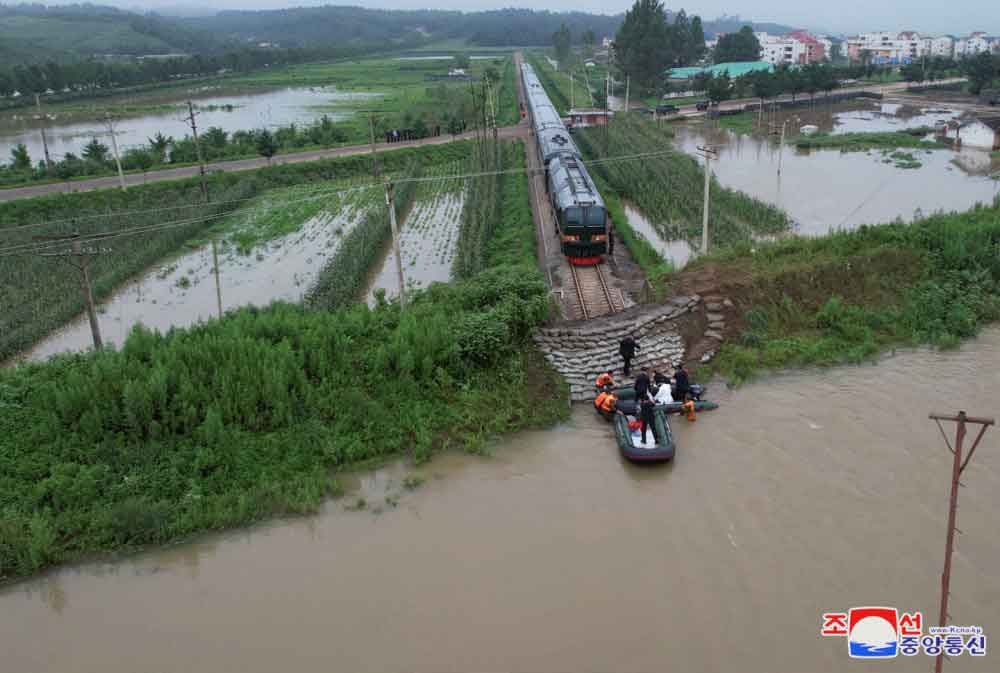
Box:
[3,329,999,672]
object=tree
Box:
[613,0,672,93]
[10,144,31,171]
[452,54,471,71]
[714,26,761,64]
[829,43,843,63]
[255,129,278,163]
[552,23,572,64]
[688,16,706,63]
[148,132,172,162]
[582,29,596,54]
[81,138,109,164]
[963,52,998,95]
[705,73,732,103]
[203,127,228,149]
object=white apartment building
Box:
[955,32,992,57]
[925,35,955,58]
[847,31,928,64]
[756,31,826,65]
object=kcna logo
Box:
[821,607,987,659]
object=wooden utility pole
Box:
[35,93,53,169]
[211,238,223,319]
[697,145,718,253]
[368,111,380,179]
[184,101,209,202]
[33,233,105,350]
[102,112,127,191]
[928,411,993,673]
[384,180,406,309]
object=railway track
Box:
[568,263,624,321]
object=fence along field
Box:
[0,142,471,362]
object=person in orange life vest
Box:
[595,370,615,390]
[682,393,697,422]
[599,391,617,413]
[594,391,611,411]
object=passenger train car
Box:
[520,63,609,265]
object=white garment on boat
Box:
[653,385,674,405]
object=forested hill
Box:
[0,4,223,61]
[189,7,624,48]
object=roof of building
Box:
[666,61,774,80]
[977,115,1000,131]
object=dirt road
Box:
[0,124,529,202]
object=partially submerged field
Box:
[0,137,568,581]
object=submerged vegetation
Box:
[794,129,942,152]
[697,197,1000,384]
[578,116,791,247]
[0,138,566,580]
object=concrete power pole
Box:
[184,101,209,202]
[102,112,127,191]
[368,111,380,179]
[33,232,105,350]
[35,94,53,170]
[625,75,630,114]
[384,180,406,309]
[697,145,718,253]
[928,411,994,673]
[211,238,223,319]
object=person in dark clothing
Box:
[640,396,658,445]
[673,364,691,400]
[652,369,670,387]
[619,335,639,375]
[634,367,651,401]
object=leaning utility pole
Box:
[368,111,380,179]
[35,93,53,169]
[33,232,105,350]
[211,238,223,319]
[184,101,209,202]
[384,180,406,309]
[624,74,630,114]
[928,411,993,673]
[697,145,718,253]
[102,112,127,191]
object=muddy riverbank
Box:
[3,328,998,672]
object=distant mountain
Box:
[0,3,224,61]
[702,14,798,38]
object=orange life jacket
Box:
[594,392,608,410]
[596,373,614,388]
[600,394,617,413]
[628,419,642,431]
[683,400,696,422]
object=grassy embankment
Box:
[577,116,790,276]
[0,138,567,581]
[525,51,609,116]
[691,197,1000,384]
[0,141,470,362]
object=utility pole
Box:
[570,70,575,110]
[368,111,380,179]
[624,74,630,113]
[102,112,127,191]
[928,411,993,673]
[33,232,105,350]
[35,93,53,170]
[384,180,406,309]
[777,119,788,177]
[697,145,718,253]
[211,238,223,319]
[184,101,209,202]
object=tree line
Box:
[613,0,706,92]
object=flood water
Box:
[21,199,368,360]
[675,103,1000,234]
[1,86,381,164]
[4,328,999,672]
[620,201,695,269]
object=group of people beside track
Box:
[594,361,698,446]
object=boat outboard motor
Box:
[672,383,706,401]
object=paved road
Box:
[0,124,529,202]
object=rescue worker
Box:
[594,390,610,411]
[634,367,651,401]
[595,370,615,390]
[640,395,658,444]
[682,393,697,422]
[599,391,617,415]
[619,335,639,375]
[673,364,692,400]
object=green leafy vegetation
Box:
[577,115,790,247]
[795,129,942,152]
[698,197,1000,384]
[0,141,469,362]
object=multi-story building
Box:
[955,32,992,58]
[924,35,956,58]
[846,31,928,64]
[756,31,827,65]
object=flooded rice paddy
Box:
[22,186,373,360]
[620,201,695,269]
[3,327,999,672]
[1,86,381,163]
[675,100,999,235]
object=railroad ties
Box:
[567,263,625,321]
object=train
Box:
[520,62,609,265]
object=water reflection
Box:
[620,201,694,269]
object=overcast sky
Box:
[43,0,1000,36]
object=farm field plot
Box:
[366,161,466,303]
[20,181,379,361]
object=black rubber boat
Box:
[611,386,719,416]
[612,409,675,462]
